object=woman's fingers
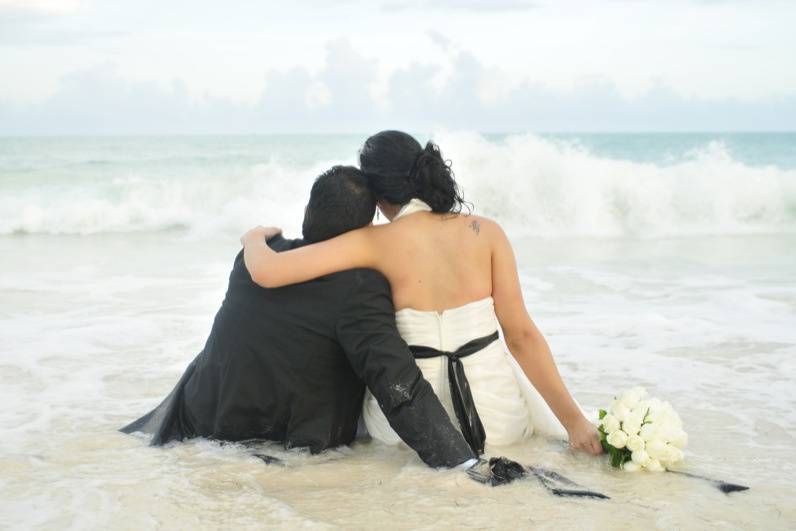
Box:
[586,431,602,455]
[591,437,603,455]
[240,226,282,246]
[569,429,604,456]
[262,226,282,239]
[240,226,260,245]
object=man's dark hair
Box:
[302,165,377,243]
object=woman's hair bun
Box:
[408,141,462,213]
[359,130,467,214]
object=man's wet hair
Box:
[302,165,377,243]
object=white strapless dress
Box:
[362,296,568,448]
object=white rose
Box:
[626,434,645,452]
[657,422,679,442]
[653,403,682,429]
[664,446,684,465]
[667,409,684,429]
[646,439,668,460]
[635,398,652,413]
[601,414,620,434]
[622,461,641,472]
[645,459,665,472]
[627,407,646,424]
[631,449,650,466]
[622,420,642,436]
[640,423,660,441]
[624,408,645,431]
[657,444,674,466]
[620,390,641,409]
[607,429,628,449]
[648,407,668,424]
[671,430,688,449]
[646,398,664,415]
[612,403,630,422]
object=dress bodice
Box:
[395,297,499,351]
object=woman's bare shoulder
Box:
[457,214,506,239]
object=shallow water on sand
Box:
[1,233,795,529]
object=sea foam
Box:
[1,133,794,237]
[439,131,796,237]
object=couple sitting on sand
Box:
[121,130,602,475]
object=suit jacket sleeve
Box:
[233,235,303,270]
[266,234,303,252]
[335,270,476,468]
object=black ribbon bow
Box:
[409,331,499,456]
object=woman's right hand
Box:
[566,416,604,456]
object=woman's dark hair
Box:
[359,130,467,214]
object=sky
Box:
[0,0,794,134]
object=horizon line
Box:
[1,130,795,138]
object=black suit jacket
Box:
[121,236,475,468]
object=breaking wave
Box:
[1,132,794,237]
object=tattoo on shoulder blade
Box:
[469,219,481,235]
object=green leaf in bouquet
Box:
[610,447,624,468]
[599,409,607,420]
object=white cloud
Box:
[1,39,793,134]
[305,81,332,109]
[0,1,794,133]
[381,0,537,11]
[0,0,83,16]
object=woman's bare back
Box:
[373,212,494,312]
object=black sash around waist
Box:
[409,330,499,456]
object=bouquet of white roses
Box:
[597,386,688,472]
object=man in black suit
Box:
[121,166,476,469]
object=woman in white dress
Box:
[241,131,602,457]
